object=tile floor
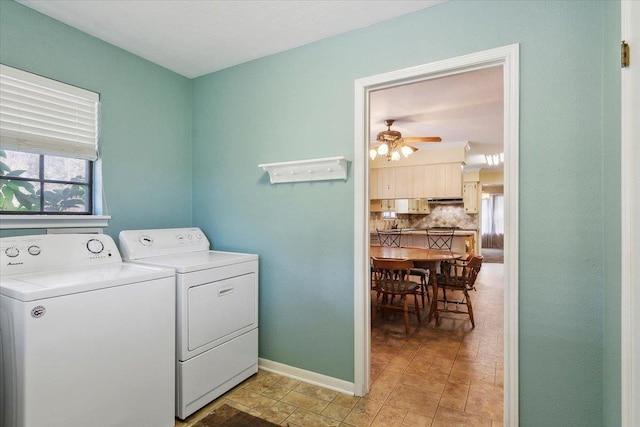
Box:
[176,262,504,427]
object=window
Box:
[1,149,92,213]
[0,64,100,217]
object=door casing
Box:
[352,43,520,425]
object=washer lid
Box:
[131,250,258,273]
[0,263,174,302]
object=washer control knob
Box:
[4,247,19,258]
[28,245,41,256]
[86,239,104,254]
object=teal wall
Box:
[191,1,619,426]
[0,0,623,425]
[0,0,192,239]
[602,1,622,426]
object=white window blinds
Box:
[0,64,99,160]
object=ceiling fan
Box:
[370,119,442,161]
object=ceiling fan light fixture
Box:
[370,119,439,162]
[401,144,417,158]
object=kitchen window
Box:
[0,64,109,228]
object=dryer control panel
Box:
[0,233,122,276]
[119,227,210,260]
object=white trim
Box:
[353,44,520,425]
[621,1,639,425]
[0,215,110,229]
[258,358,355,396]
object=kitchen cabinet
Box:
[413,163,461,198]
[394,167,412,198]
[411,165,425,198]
[370,199,395,212]
[433,163,462,198]
[369,168,381,199]
[463,182,479,213]
[418,198,430,213]
[379,168,396,199]
[370,167,397,199]
[422,165,437,198]
[398,199,420,214]
[371,198,428,214]
[370,162,462,200]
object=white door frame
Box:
[621,1,639,425]
[353,44,520,425]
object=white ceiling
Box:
[16,0,502,171]
[17,0,445,78]
[370,66,504,171]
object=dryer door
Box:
[184,270,257,358]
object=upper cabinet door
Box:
[423,165,437,198]
[463,182,479,213]
[394,166,412,199]
[434,163,463,198]
[379,167,396,199]
[449,163,463,198]
[369,168,381,199]
[411,165,425,198]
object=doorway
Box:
[353,44,520,425]
[480,184,504,264]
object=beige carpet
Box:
[482,247,504,263]
[192,404,282,427]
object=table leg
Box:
[429,263,438,323]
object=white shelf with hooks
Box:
[258,156,350,184]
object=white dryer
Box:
[119,227,259,419]
[0,233,175,427]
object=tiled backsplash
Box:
[370,205,478,231]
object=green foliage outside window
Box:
[0,149,88,213]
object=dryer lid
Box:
[129,250,258,273]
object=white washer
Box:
[119,227,259,419]
[0,233,175,427]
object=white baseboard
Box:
[258,358,355,396]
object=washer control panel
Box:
[0,233,121,276]
[119,227,210,260]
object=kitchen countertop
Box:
[371,228,477,236]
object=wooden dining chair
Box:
[434,254,483,328]
[371,257,422,334]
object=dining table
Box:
[370,245,464,322]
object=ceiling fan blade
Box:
[404,136,442,143]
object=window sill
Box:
[0,215,111,230]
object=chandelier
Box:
[369,120,418,162]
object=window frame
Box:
[0,65,109,229]
[1,151,93,215]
